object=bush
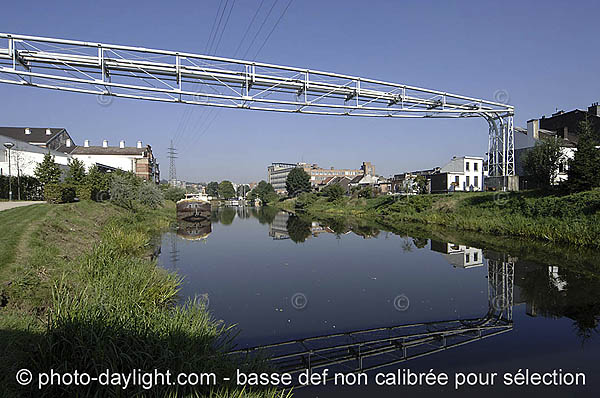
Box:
[44,183,76,204]
[138,182,164,209]
[295,192,318,210]
[163,186,186,202]
[75,183,93,201]
[321,184,345,201]
[109,175,138,209]
[0,175,43,200]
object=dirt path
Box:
[0,201,45,212]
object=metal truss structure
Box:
[228,259,514,383]
[0,33,515,178]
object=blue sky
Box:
[1,0,599,183]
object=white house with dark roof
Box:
[1,127,159,183]
[0,133,71,177]
[72,140,159,183]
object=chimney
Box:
[25,128,31,135]
[120,140,125,149]
[84,140,90,147]
[588,102,600,117]
[102,140,108,148]
[136,140,142,149]
[45,128,52,135]
[66,138,72,148]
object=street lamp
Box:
[3,142,14,201]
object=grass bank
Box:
[0,201,288,398]
[283,189,600,248]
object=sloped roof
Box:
[0,127,66,145]
[72,146,146,156]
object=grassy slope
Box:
[287,190,600,248]
[0,201,288,398]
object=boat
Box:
[176,194,211,221]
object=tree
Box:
[414,175,428,194]
[285,167,311,197]
[218,180,236,199]
[65,158,87,185]
[523,137,565,188]
[237,184,250,198]
[206,181,219,197]
[34,153,62,185]
[164,186,186,202]
[567,119,600,192]
[250,180,278,204]
[321,183,344,201]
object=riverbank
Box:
[0,201,287,397]
[280,190,600,248]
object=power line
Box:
[212,0,237,56]
[242,0,279,60]
[253,0,294,60]
[232,0,266,57]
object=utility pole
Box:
[167,140,177,186]
[3,142,14,201]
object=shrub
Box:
[295,192,318,210]
[138,182,164,209]
[163,186,186,202]
[44,183,76,204]
[321,184,345,201]
[109,175,138,209]
[75,183,93,201]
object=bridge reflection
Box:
[227,252,514,383]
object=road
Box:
[0,201,45,212]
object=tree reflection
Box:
[520,265,600,342]
[218,207,236,225]
[286,215,312,243]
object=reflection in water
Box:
[158,207,600,394]
[177,220,212,241]
[230,255,514,381]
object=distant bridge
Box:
[0,33,514,179]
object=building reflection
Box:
[430,240,484,269]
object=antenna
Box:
[167,139,178,186]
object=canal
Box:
[158,207,600,397]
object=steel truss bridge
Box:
[0,33,515,178]
[227,257,514,384]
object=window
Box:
[466,254,470,263]
[466,162,470,171]
[474,162,478,171]
[466,176,470,186]
[474,176,479,187]
[474,252,478,262]
[454,176,459,184]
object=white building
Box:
[431,241,484,269]
[1,134,71,177]
[430,156,484,193]
[71,140,159,183]
[514,121,576,185]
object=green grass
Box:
[0,201,291,398]
[0,204,51,271]
[288,190,600,248]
